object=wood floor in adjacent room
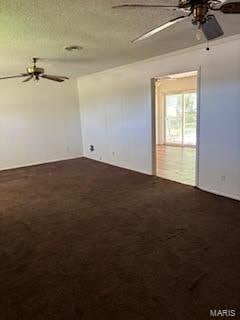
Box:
[156,145,196,186]
[0,158,240,320]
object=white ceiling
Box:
[0,0,239,78]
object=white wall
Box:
[78,35,240,200]
[0,79,83,170]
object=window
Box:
[165,92,197,146]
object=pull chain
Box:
[206,40,210,51]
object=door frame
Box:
[151,68,201,187]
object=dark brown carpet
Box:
[0,158,240,320]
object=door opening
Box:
[152,70,199,186]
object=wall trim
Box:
[0,156,83,173]
[84,157,151,176]
[197,186,240,202]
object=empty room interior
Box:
[0,1,240,319]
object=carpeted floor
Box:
[0,158,240,320]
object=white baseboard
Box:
[0,155,83,172]
[197,186,240,201]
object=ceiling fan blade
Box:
[42,74,69,80]
[112,4,180,9]
[132,16,189,43]
[41,75,65,82]
[0,74,29,80]
[201,15,224,40]
[219,2,240,13]
[22,75,33,82]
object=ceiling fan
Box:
[112,0,240,42]
[0,58,69,83]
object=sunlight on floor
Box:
[156,145,196,186]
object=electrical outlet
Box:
[90,145,94,152]
[221,175,226,182]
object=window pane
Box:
[165,94,183,144]
[184,93,197,145]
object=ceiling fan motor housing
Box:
[27,66,44,75]
[192,3,209,24]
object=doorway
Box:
[153,71,199,186]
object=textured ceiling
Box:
[0,0,239,78]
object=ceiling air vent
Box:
[64,45,83,52]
